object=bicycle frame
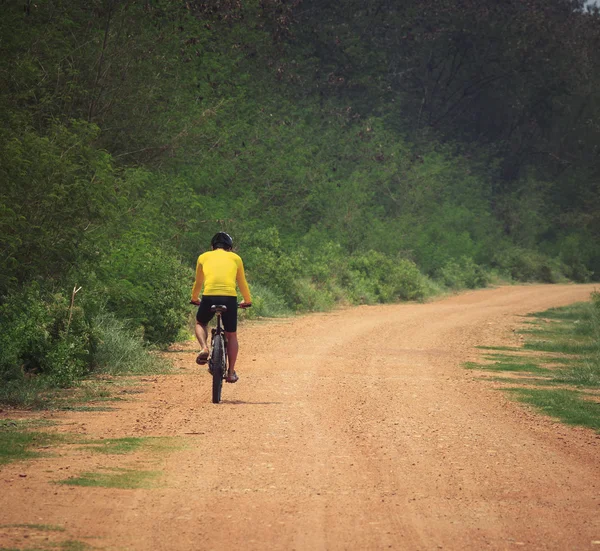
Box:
[208,305,229,404]
[210,308,228,368]
[203,302,250,403]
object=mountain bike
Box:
[208,303,250,404]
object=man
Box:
[190,232,252,383]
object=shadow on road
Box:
[221,400,283,405]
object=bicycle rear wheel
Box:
[210,334,225,404]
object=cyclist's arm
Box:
[191,258,205,302]
[236,258,252,303]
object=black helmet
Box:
[211,232,233,250]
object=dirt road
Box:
[1,284,599,550]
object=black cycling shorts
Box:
[196,295,238,332]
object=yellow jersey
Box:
[191,249,251,302]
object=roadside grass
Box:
[524,340,598,354]
[78,436,182,455]
[475,345,522,352]
[1,418,183,469]
[54,436,184,488]
[0,376,146,411]
[506,388,600,432]
[467,294,600,432]
[0,315,171,410]
[0,419,63,466]
[465,360,549,373]
[51,436,182,488]
[0,532,90,551]
[0,524,65,532]
[0,368,168,410]
[57,467,160,489]
[528,304,594,321]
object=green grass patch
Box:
[524,340,598,354]
[0,523,65,532]
[468,294,600,432]
[544,355,584,365]
[475,345,522,351]
[78,436,181,455]
[554,361,600,387]
[59,406,116,412]
[465,357,548,373]
[0,420,63,466]
[0,541,91,551]
[527,304,593,321]
[483,376,557,385]
[0,374,144,411]
[0,545,88,551]
[82,437,144,454]
[507,388,600,431]
[57,467,160,489]
[483,353,540,362]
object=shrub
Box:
[290,278,336,312]
[242,227,305,303]
[100,235,191,345]
[0,283,92,388]
[557,234,595,283]
[438,257,489,290]
[242,282,291,318]
[493,248,566,283]
[92,312,169,375]
[347,252,428,303]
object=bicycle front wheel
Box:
[210,334,225,404]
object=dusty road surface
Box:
[1,284,599,551]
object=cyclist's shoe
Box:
[226,371,239,383]
[196,349,209,365]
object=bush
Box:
[0,283,92,388]
[557,234,595,282]
[0,282,172,401]
[243,236,430,310]
[346,252,428,303]
[100,235,191,345]
[92,312,169,375]
[242,282,291,318]
[290,278,336,312]
[438,257,489,290]
[243,227,305,303]
[493,248,567,283]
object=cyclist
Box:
[190,232,252,383]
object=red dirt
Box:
[1,284,599,550]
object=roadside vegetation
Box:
[0,525,89,551]
[467,292,600,431]
[57,468,161,490]
[1,417,180,491]
[2,1,600,403]
[0,434,181,548]
[0,419,63,466]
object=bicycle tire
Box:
[210,334,225,404]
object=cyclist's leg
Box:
[195,298,214,363]
[195,322,209,353]
[225,331,238,376]
[220,296,239,380]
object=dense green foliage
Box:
[1,0,599,393]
